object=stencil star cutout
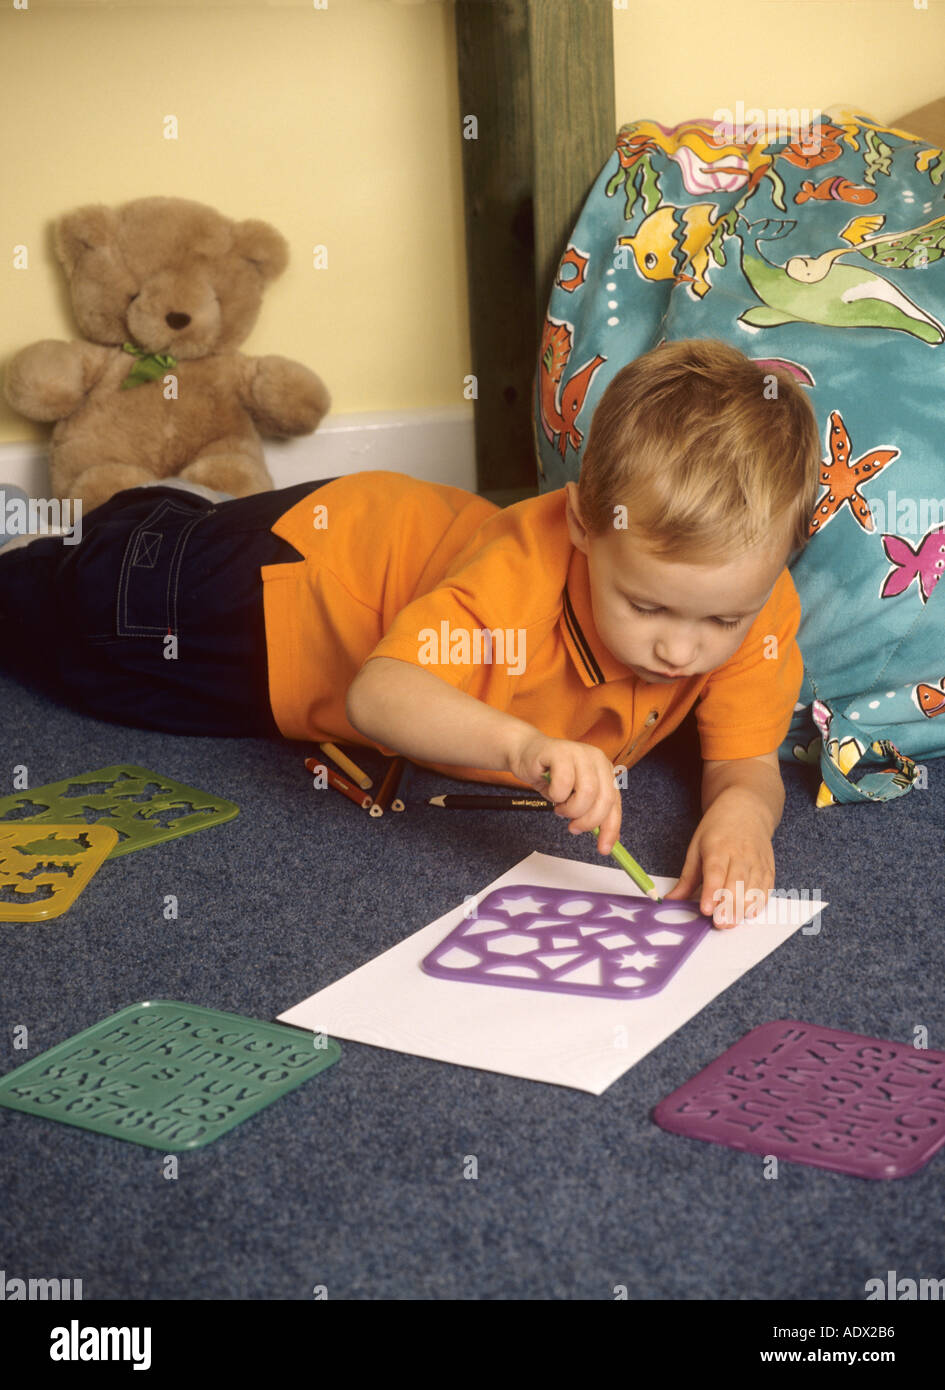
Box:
[809,411,898,536]
[494,894,546,916]
[603,902,645,921]
[617,950,660,970]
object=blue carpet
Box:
[1,668,943,1301]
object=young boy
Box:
[0,339,821,926]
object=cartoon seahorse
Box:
[538,318,605,459]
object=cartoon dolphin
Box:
[737,222,945,343]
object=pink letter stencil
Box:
[653,1020,945,1179]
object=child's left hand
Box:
[661,790,775,928]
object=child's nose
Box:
[654,636,696,668]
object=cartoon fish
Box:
[916,680,945,717]
[617,202,725,298]
[881,524,945,602]
[796,176,877,205]
[538,318,605,459]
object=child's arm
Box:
[346,656,622,851]
[662,752,785,927]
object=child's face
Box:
[565,484,793,682]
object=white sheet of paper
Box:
[278,852,828,1094]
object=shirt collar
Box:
[561,546,638,686]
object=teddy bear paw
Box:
[5,340,91,422]
[247,356,331,437]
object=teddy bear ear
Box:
[232,219,290,281]
[53,205,120,276]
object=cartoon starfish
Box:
[809,411,898,535]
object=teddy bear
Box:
[4,196,330,511]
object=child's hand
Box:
[507,734,622,856]
[662,790,775,928]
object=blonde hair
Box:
[576,338,822,560]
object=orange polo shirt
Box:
[260,471,803,785]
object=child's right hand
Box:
[507,734,622,856]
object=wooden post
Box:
[456,0,615,498]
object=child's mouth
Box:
[639,665,687,680]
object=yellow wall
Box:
[613,0,945,132]
[2,0,943,446]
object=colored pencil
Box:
[429,794,554,809]
[542,771,660,901]
[369,757,405,818]
[319,741,373,790]
[390,758,409,812]
[305,757,372,810]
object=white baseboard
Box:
[0,406,478,497]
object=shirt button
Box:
[645,710,659,726]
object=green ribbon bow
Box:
[121,342,178,390]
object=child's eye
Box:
[629,600,743,630]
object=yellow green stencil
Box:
[0,765,238,858]
[0,1002,342,1149]
[0,823,118,921]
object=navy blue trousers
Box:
[0,480,333,737]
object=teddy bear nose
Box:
[165,312,191,330]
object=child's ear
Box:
[564,482,591,554]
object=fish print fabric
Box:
[534,108,945,804]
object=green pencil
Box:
[542,771,661,902]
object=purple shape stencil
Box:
[421,885,711,1000]
[653,1020,945,1180]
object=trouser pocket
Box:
[115,497,211,638]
